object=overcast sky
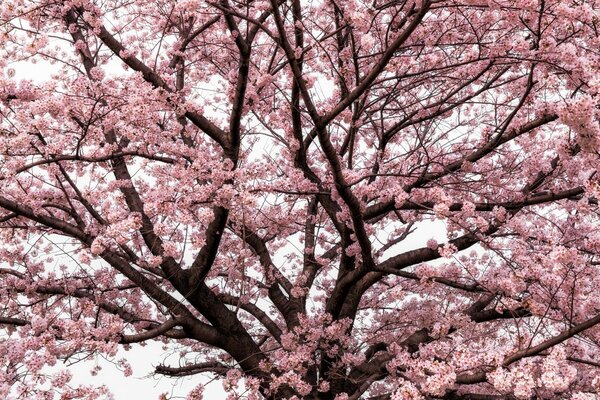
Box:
[68,343,225,399]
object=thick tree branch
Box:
[155,361,229,377]
[456,311,600,384]
[321,1,432,126]
[90,18,228,148]
[217,293,283,341]
[120,318,183,344]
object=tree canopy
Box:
[2,0,600,399]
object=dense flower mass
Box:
[1,0,600,399]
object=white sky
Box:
[69,344,225,399]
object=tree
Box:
[1,0,600,398]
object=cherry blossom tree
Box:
[2,0,600,398]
